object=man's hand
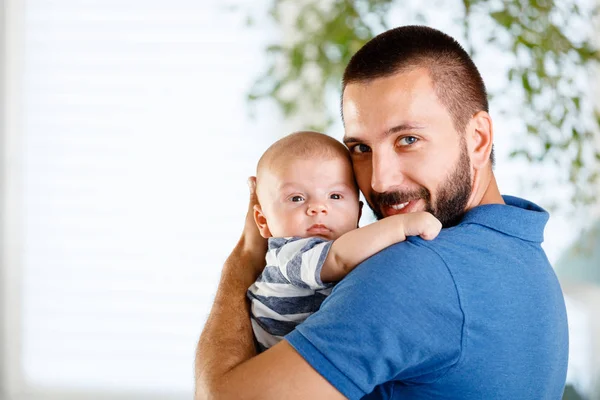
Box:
[237,177,268,277]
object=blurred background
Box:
[1,0,599,399]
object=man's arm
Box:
[194,178,346,400]
[321,212,441,282]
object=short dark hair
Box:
[342,25,494,165]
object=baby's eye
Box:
[350,144,371,154]
[290,195,305,202]
[330,194,342,200]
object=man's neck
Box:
[468,168,504,210]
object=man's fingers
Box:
[245,177,258,219]
[247,176,259,205]
[247,176,257,195]
[242,176,267,267]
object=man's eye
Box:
[290,195,304,202]
[398,136,418,146]
[351,144,371,154]
[330,194,342,200]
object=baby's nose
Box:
[307,203,328,215]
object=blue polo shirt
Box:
[286,196,568,399]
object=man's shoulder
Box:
[362,228,466,270]
[337,235,456,296]
[339,224,490,291]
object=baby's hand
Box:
[400,212,442,241]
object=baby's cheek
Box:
[339,216,359,235]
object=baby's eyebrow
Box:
[277,183,298,191]
[330,183,355,191]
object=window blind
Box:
[14,0,276,395]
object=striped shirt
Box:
[247,236,334,352]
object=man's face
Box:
[342,68,472,227]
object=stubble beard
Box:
[371,142,472,228]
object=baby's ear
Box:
[357,201,363,228]
[253,204,272,238]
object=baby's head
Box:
[254,131,361,240]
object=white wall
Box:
[0,0,6,393]
[1,0,280,398]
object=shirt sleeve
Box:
[285,238,464,399]
[273,237,334,290]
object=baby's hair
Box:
[256,131,356,197]
[257,131,351,172]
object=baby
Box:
[247,131,441,351]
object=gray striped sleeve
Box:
[255,265,289,284]
[279,237,334,290]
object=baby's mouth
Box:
[307,224,331,235]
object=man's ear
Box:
[467,111,494,170]
[357,200,363,228]
[253,204,272,238]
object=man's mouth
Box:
[382,199,420,216]
[390,201,410,211]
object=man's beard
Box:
[370,142,472,228]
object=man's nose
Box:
[307,203,328,215]
[371,151,403,194]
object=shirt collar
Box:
[459,195,549,243]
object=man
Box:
[195,25,568,399]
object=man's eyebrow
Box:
[343,123,425,144]
[386,123,425,135]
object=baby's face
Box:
[258,156,360,240]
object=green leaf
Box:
[522,73,532,93]
[266,44,284,53]
[490,10,514,29]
